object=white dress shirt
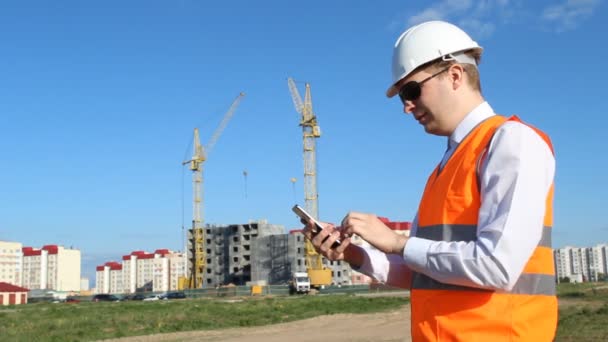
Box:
[357,102,555,291]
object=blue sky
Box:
[0,0,606,281]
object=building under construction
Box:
[250,231,353,286]
[201,220,283,287]
[194,221,354,288]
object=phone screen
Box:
[292,205,341,248]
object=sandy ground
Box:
[101,304,412,342]
[98,296,604,342]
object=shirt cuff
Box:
[351,245,373,273]
[403,237,433,273]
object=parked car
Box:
[162,291,186,300]
[92,294,120,302]
[124,294,146,301]
[142,294,162,301]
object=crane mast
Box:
[301,83,321,219]
[287,78,331,287]
[184,92,245,289]
[288,78,321,218]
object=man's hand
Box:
[301,220,351,261]
[340,212,408,255]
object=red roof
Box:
[155,249,170,255]
[138,253,155,259]
[42,245,59,254]
[289,229,304,234]
[122,255,132,261]
[105,262,122,270]
[0,282,29,292]
[22,247,42,256]
[96,266,104,271]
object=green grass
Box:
[556,282,608,341]
[0,295,409,341]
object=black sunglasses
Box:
[398,67,451,104]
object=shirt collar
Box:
[448,101,495,149]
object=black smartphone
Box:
[292,204,341,248]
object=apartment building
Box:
[97,249,186,294]
[590,244,608,280]
[152,249,186,292]
[135,251,156,292]
[0,240,23,286]
[166,252,186,292]
[95,262,122,294]
[22,245,81,291]
[555,244,608,282]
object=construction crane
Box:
[182,92,245,289]
[287,78,332,287]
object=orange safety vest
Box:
[411,115,557,341]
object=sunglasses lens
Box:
[398,81,421,103]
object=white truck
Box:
[290,272,311,294]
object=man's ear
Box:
[449,64,466,90]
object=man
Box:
[303,20,557,341]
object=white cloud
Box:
[458,19,496,39]
[405,0,511,39]
[408,8,447,24]
[398,0,601,39]
[408,0,473,26]
[541,0,601,32]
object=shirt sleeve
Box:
[402,121,555,290]
[353,243,412,289]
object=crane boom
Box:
[206,92,246,157]
[184,92,245,289]
[287,77,304,114]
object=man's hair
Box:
[430,49,482,92]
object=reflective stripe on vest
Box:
[414,224,552,247]
[412,273,556,295]
[411,224,554,295]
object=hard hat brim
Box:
[386,84,399,98]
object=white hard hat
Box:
[386,20,483,98]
